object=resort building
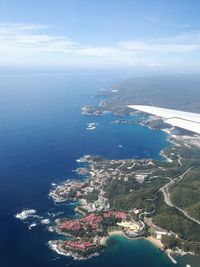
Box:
[117,221,140,231]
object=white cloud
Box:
[0,23,78,55]
[1,22,200,67]
[119,40,200,53]
[0,23,49,38]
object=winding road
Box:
[160,166,200,226]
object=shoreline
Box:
[100,232,179,264]
[100,231,164,250]
[100,230,124,245]
[145,236,164,250]
[50,230,187,265]
[48,109,200,264]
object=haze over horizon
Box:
[1,0,200,72]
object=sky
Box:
[1,0,200,70]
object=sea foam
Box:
[15,209,37,220]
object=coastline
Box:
[100,230,124,245]
[100,232,179,264]
[48,98,200,264]
[101,231,164,250]
[48,134,200,264]
[145,236,164,250]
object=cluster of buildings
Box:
[59,211,129,233]
[66,240,96,251]
[84,193,110,213]
[117,221,140,231]
[60,220,81,231]
[54,209,144,258]
[59,213,103,232]
[80,213,102,229]
[104,211,127,220]
[49,179,85,202]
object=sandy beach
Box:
[99,232,181,265]
[100,230,124,245]
[100,231,163,251]
[109,230,124,237]
[99,236,109,245]
[146,236,164,250]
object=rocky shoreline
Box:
[47,133,200,262]
[47,88,200,262]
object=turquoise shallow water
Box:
[0,72,197,267]
[82,236,176,267]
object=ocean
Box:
[0,72,196,267]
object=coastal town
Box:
[30,83,199,263]
[49,210,144,259]
[49,204,171,260]
[13,82,200,265]
[49,175,146,260]
[48,126,200,262]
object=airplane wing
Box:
[127,105,200,134]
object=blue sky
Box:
[1,0,200,70]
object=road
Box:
[160,166,200,226]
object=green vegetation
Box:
[153,193,200,254]
[62,243,104,258]
[84,76,200,116]
[162,235,200,255]
[105,176,166,211]
[86,189,99,202]
[171,167,200,220]
[53,138,200,257]
[162,235,180,249]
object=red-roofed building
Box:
[60,220,81,231]
[104,211,116,218]
[115,211,127,220]
[104,211,127,220]
[66,240,96,250]
[80,213,102,229]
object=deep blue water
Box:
[0,72,192,267]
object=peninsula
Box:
[48,78,200,261]
[49,132,200,260]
